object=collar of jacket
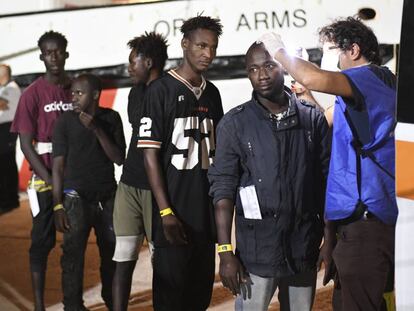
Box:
[250,88,299,130]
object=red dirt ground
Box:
[0,200,333,310]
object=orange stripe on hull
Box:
[99,89,117,109]
[19,159,31,191]
[396,140,414,200]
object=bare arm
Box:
[215,198,234,246]
[257,33,353,98]
[20,133,51,184]
[215,198,246,296]
[52,155,70,232]
[318,219,337,285]
[292,81,325,112]
[52,156,65,206]
[276,49,353,98]
[93,126,124,165]
[323,219,337,246]
[79,112,124,165]
[324,105,335,127]
[143,148,187,245]
[143,148,170,210]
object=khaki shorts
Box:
[112,181,152,262]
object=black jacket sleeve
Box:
[208,117,241,205]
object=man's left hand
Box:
[219,252,249,296]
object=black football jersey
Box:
[138,70,223,245]
[120,84,150,189]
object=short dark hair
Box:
[180,15,223,39]
[38,30,68,51]
[76,73,102,93]
[127,32,168,71]
[245,42,263,64]
[319,17,381,65]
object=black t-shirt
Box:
[138,71,224,246]
[53,108,126,194]
[120,84,150,189]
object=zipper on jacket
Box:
[247,141,263,186]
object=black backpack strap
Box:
[351,139,395,180]
[350,139,364,201]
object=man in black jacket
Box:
[208,42,330,311]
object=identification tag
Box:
[27,188,40,217]
[239,185,262,219]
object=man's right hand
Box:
[219,252,247,296]
[317,240,336,285]
[161,214,188,245]
[54,209,71,232]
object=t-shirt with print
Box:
[52,108,126,194]
[137,70,223,246]
[11,76,72,171]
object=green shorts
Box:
[112,181,152,262]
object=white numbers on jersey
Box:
[139,117,152,137]
[171,117,215,170]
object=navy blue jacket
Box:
[208,91,330,277]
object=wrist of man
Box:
[160,207,175,217]
[53,203,65,212]
[91,123,99,132]
[217,243,233,254]
[323,238,336,246]
[219,251,235,261]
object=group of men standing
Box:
[9,13,396,311]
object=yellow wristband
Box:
[53,204,65,212]
[160,207,174,217]
[217,244,233,253]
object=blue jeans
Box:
[61,192,116,310]
[235,270,316,311]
